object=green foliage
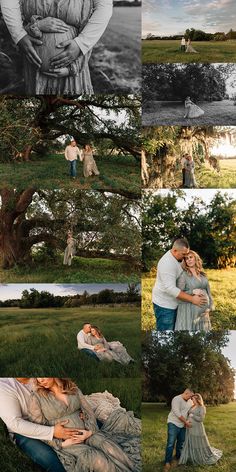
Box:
[142,331,234,405]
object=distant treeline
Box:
[114,1,141,5]
[0,286,141,309]
[145,28,236,42]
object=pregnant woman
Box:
[63,230,76,266]
[179,394,222,465]
[2,0,113,95]
[81,144,100,178]
[29,378,139,472]
[90,326,134,365]
[184,97,204,119]
[175,250,213,331]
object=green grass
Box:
[0,305,141,378]
[0,154,140,196]
[142,402,236,472]
[0,256,140,283]
[143,100,236,126]
[142,39,236,64]
[142,268,236,330]
[159,160,236,189]
[0,376,141,472]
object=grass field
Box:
[158,160,236,189]
[0,256,140,283]
[91,6,141,93]
[142,101,236,126]
[0,376,141,472]
[142,39,236,64]
[0,305,141,379]
[0,154,140,196]
[142,268,236,330]
[142,402,236,472]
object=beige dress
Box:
[63,237,76,266]
[90,336,134,364]
[81,150,100,178]
[21,0,94,94]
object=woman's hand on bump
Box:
[37,17,70,33]
[50,40,81,68]
[43,67,70,78]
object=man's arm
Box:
[160,270,207,307]
[65,147,69,160]
[171,398,190,427]
[74,0,113,55]
[77,332,95,351]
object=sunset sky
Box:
[143,0,236,37]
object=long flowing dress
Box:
[185,42,198,53]
[185,100,204,118]
[184,161,197,188]
[63,237,76,266]
[28,388,140,472]
[179,406,222,465]
[81,150,100,178]
[175,271,213,331]
[90,335,134,365]
[21,0,94,95]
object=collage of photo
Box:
[0,1,235,472]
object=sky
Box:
[142,0,236,37]
[0,284,133,301]
[144,189,236,209]
[223,331,236,398]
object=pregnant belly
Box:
[48,411,85,429]
[35,26,77,72]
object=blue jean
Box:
[165,423,186,464]
[69,160,77,177]
[15,434,66,472]
[81,348,100,361]
[153,303,177,331]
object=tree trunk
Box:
[23,145,33,161]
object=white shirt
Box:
[65,145,81,161]
[168,395,193,428]
[0,378,53,440]
[181,38,186,46]
[77,330,95,351]
[152,250,183,309]
[181,157,187,169]
[1,0,113,52]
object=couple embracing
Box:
[164,389,222,470]
[152,238,213,331]
[0,378,140,472]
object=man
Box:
[64,140,81,179]
[1,0,42,67]
[77,323,100,361]
[152,238,207,330]
[164,389,194,471]
[181,154,187,187]
[0,378,90,471]
[180,37,186,52]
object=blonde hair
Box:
[34,378,78,397]
[193,393,204,406]
[182,250,206,276]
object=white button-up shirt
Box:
[168,395,193,428]
[65,145,81,162]
[1,0,113,51]
[0,378,54,440]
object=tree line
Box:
[142,331,235,405]
[142,190,236,270]
[145,28,236,41]
[0,285,141,309]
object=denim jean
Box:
[15,434,66,472]
[153,303,177,331]
[69,160,77,177]
[164,423,186,464]
[81,348,100,361]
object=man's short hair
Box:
[184,388,194,395]
[83,322,91,327]
[172,238,189,250]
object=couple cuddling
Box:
[0,378,141,472]
[77,323,134,364]
[164,389,222,470]
[152,238,213,331]
[1,0,113,94]
[65,141,100,180]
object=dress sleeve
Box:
[176,272,186,292]
[1,0,27,44]
[191,407,206,422]
[28,394,49,425]
[102,337,110,350]
[74,0,113,55]
[77,389,99,433]
[205,278,213,309]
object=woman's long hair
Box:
[91,325,103,338]
[182,250,206,276]
[193,393,205,407]
[34,378,78,397]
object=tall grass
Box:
[142,269,236,330]
[142,402,236,472]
